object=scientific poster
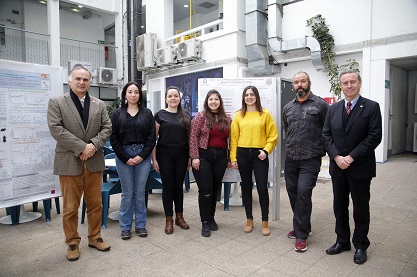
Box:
[0,60,62,208]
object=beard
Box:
[297,86,310,97]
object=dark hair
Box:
[293,71,311,83]
[339,69,362,83]
[203,89,230,132]
[117,81,150,133]
[165,86,191,132]
[239,85,263,117]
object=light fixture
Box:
[141,26,144,28]
[184,4,189,8]
[71,8,79,12]
[39,0,46,4]
[78,5,83,8]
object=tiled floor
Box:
[0,153,416,277]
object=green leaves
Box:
[106,97,121,117]
[306,15,359,99]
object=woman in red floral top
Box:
[189,89,232,237]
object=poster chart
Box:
[0,60,63,209]
[198,78,278,183]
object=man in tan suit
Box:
[47,66,112,261]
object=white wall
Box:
[282,0,369,44]
[372,0,417,39]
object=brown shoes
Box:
[175,213,190,229]
[66,244,80,261]
[165,216,174,234]
[67,238,110,261]
[67,244,80,261]
[261,221,270,236]
[88,237,111,251]
[243,219,253,233]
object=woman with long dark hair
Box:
[152,86,191,234]
[189,89,232,237]
[230,85,278,236]
[110,81,156,240]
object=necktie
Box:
[346,101,351,115]
[80,96,85,108]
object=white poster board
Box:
[0,60,62,209]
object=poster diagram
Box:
[198,78,278,182]
[0,61,63,209]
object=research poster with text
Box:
[0,60,62,208]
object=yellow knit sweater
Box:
[230,109,278,162]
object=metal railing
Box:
[0,25,117,70]
[165,19,224,45]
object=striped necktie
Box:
[346,101,352,115]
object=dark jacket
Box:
[322,96,382,179]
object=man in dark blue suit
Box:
[322,70,382,265]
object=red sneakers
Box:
[295,238,307,252]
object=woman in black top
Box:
[110,81,156,240]
[152,86,191,234]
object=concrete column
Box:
[47,0,60,66]
[146,0,173,47]
[114,0,124,87]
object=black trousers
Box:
[156,150,188,217]
[284,156,321,239]
[237,147,269,221]
[332,173,371,250]
[192,147,228,222]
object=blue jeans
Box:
[115,144,151,231]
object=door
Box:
[279,79,295,177]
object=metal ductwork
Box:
[245,0,325,75]
[267,0,325,70]
[246,0,281,75]
[268,0,325,70]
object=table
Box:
[0,204,42,225]
[105,158,116,168]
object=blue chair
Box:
[32,197,61,222]
[217,182,232,211]
[145,168,163,207]
[104,153,118,182]
[103,146,114,156]
[184,169,190,192]
[81,169,121,229]
[5,205,20,225]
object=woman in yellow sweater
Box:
[230,85,278,236]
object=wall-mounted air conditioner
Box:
[136,33,157,70]
[68,60,93,74]
[97,67,118,85]
[157,45,178,66]
[177,38,201,62]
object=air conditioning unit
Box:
[68,60,93,73]
[177,38,201,62]
[136,33,157,70]
[157,45,178,66]
[97,67,118,85]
